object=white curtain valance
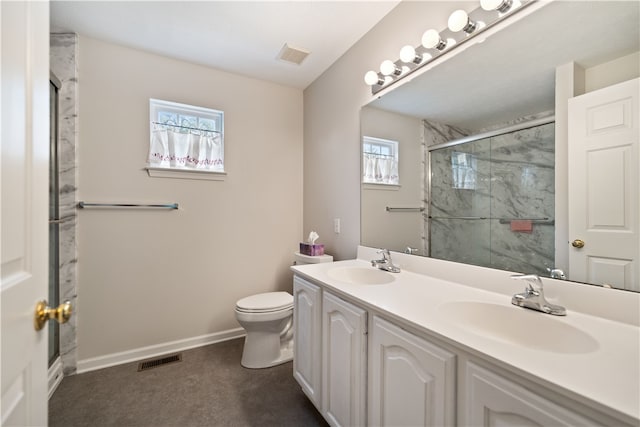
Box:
[363,154,398,184]
[148,129,223,170]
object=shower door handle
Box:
[34,300,72,331]
[49,218,69,224]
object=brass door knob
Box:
[34,300,72,331]
[571,239,585,248]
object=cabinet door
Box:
[465,362,601,426]
[322,292,367,427]
[369,316,456,427]
[293,276,322,409]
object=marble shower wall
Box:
[428,121,555,276]
[50,33,78,375]
[422,120,469,255]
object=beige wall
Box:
[77,36,303,361]
[360,107,423,254]
[303,1,474,260]
[585,51,640,93]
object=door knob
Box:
[34,300,72,331]
[571,239,585,248]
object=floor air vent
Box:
[137,353,182,372]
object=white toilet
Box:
[235,252,333,369]
[235,291,294,369]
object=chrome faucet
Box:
[546,267,566,280]
[511,274,566,316]
[371,249,401,273]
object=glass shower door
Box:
[429,122,555,275]
[488,122,555,274]
[49,78,60,366]
[429,137,491,266]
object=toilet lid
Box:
[236,291,293,313]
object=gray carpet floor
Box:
[49,338,328,427]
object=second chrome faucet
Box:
[511,274,566,316]
[371,249,401,273]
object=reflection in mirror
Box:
[360,1,640,290]
[430,120,555,277]
[361,107,423,255]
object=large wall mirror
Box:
[361,1,640,291]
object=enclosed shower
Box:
[49,73,61,366]
[50,32,79,377]
[428,120,555,276]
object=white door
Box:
[465,362,598,426]
[322,292,367,427]
[568,78,639,290]
[293,276,322,410]
[1,1,51,425]
[369,316,455,427]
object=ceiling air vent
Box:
[277,43,310,65]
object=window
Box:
[362,136,399,185]
[147,99,224,178]
[451,151,477,189]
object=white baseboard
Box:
[76,328,245,374]
[48,357,64,399]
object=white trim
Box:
[77,328,245,374]
[362,183,401,191]
[150,98,224,118]
[146,167,227,181]
[48,357,64,400]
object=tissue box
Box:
[300,243,324,256]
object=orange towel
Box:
[511,220,533,233]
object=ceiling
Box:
[368,1,640,131]
[50,1,400,89]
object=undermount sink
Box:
[327,266,396,285]
[438,301,599,354]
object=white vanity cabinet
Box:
[292,270,636,427]
[369,316,456,426]
[293,275,368,426]
[464,362,607,427]
[293,276,322,409]
[322,291,367,427]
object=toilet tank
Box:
[294,252,333,265]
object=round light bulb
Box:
[399,45,418,63]
[364,70,381,86]
[481,0,512,12]
[422,29,443,49]
[380,60,398,76]
[448,9,470,32]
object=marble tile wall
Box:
[50,33,78,375]
[427,121,555,276]
[422,120,469,255]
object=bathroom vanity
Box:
[291,247,640,427]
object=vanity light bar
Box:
[364,0,530,95]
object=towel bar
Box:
[386,207,425,212]
[78,202,178,210]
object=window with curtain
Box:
[148,99,224,172]
[451,151,477,190]
[362,136,399,185]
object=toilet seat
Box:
[235,291,293,314]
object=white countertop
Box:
[291,258,640,425]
